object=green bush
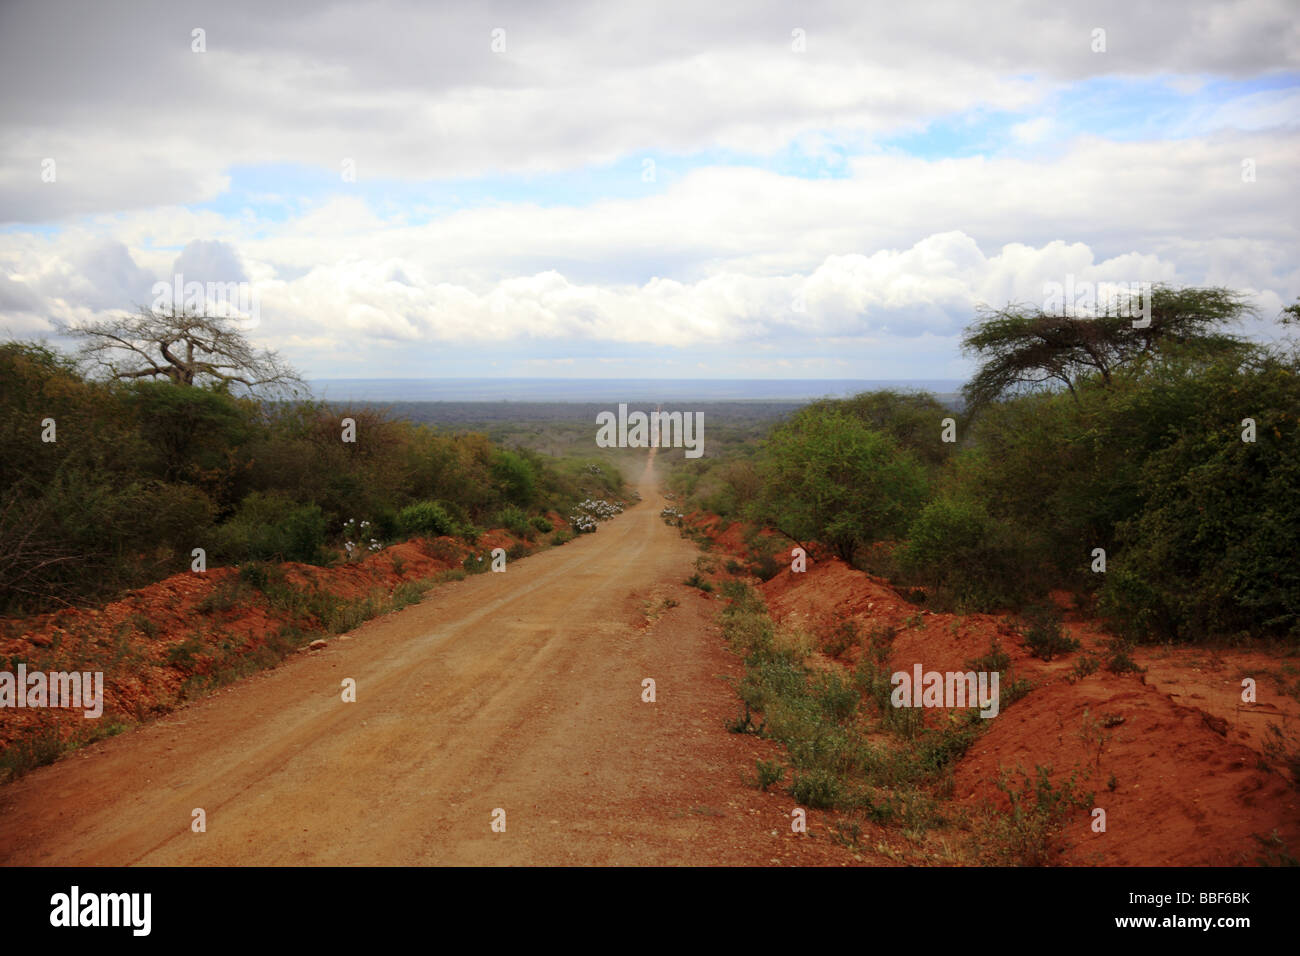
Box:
[0,339,634,616]
[1098,355,1300,642]
[982,765,1093,866]
[790,768,844,809]
[396,500,459,538]
[529,515,554,534]
[755,406,929,561]
[1018,604,1080,661]
[756,759,785,790]
[496,504,532,537]
[217,492,327,564]
[491,450,538,507]
[900,496,1038,611]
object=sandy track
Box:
[0,455,858,866]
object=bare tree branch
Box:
[59,306,307,399]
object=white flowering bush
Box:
[341,519,382,560]
[660,506,683,524]
[569,513,598,533]
[567,498,625,533]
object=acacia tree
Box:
[62,306,306,398]
[961,284,1253,411]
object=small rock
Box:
[308,639,328,651]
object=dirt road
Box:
[0,454,858,866]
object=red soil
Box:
[0,515,568,762]
[685,512,1300,865]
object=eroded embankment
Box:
[683,511,1300,865]
[0,519,567,780]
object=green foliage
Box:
[756,406,928,561]
[396,500,460,538]
[789,769,844,809]
[1069,652,1101,681]
[747,542,782,581]
[1102,637,1143,675]
[529,515,553,534]
[496,504,532,537]
[124,381,252,495]
[961,284,1253,410]
[980,764,1093,866]
[1018,604,1080,661]
[900,495,1038,611]
[755,759,785,790]
[684,572,713,592]
[1098,353,1300,642]
[805,389,954,470]
[720,582,979,817]
[824,619,860,658]
[1,337,626,614]
[238,561,272,590]
[491,449,539,507]
[965,637,1011,674]
[216,492,327,564]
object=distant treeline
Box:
[669,287,1300,644]
[332,400,815,426]
[1,343,626,615]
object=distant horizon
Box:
[310,377,967,402]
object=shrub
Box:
[901,496,1038,612]
[1069,652,1101,681]
[1018,604,1080,661]
[1096,355,1300,642]
[756,407,929,561]
[496,505,531,538]
[1103,637,1143,674]
[982,764,1093,866]
[530,515,553,534]
[491,450,538,507]
[789,768,844,809]
[396,501,459,538]
[219,492,327,564]
[238,561,272,590]
[755,759,785,790]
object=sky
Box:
[1,0,1297,382]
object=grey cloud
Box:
[36,238,156,311]
[2,0,1297,221]
[172,238,247,284]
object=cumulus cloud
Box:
[171,239,247,285]
[2,0,1298,220]
[1,0,1296,377]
